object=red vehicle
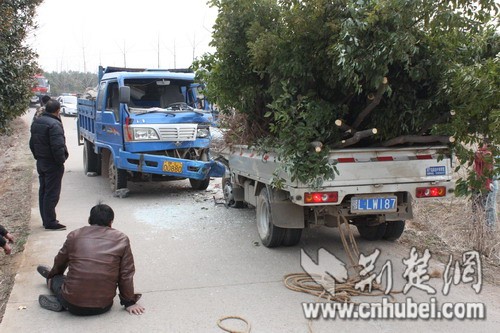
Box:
[30,74,50,105]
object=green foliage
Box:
[0,0,43,131]
[439,48,499,196]
[195,0,499,189]
[44,71,98,97]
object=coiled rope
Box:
[217,315,251,333]
[283,215,397,303]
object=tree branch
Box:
[352,77,388,129]
[333,128,378,148]
[417,110,456,135]
[381,135,455,147]
[335,119,357,138]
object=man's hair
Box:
[44,99,60,114]
[41,95,51,105]
[88,204,114,226]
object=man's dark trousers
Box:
[37,159,64,228]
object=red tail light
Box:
[337,158,355,163]
[416,186,446,198]
[304,192,338,204]
[416,154,433,160]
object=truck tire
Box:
[383,220,405,241]
[356,223,386,241]
[256,187,285,248]
[282,229,302,246]
[189,151,210,190]
[189,177,210,190]
[108,158,127,191]
[83,140,101,175]
[222,176,245,208]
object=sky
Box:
[29,0,218,73]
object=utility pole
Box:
[81,32,87,73]
[157,34,160,68]
[82,44,87,73]
[161,39,177,69]
[192,33,196,62]
[123,40,127,67]
[116,40,131,68]
[189,33,203,62]
[173,40,176,68]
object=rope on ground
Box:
[216,315,251,333]
[337,215,361,271]
[284,215,397,304]
[283,273,388,303]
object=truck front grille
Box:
[158,124,197,141]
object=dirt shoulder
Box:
[0,117,34,322]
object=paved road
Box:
[1,111,499,332]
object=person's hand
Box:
[2,243,12,255]
[5,232,14,244]
[126,303,145,315]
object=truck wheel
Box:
[282,229,302,246]
[109,158,127,191]
[356,223,386,241]
[189,150,211,190]
[83,140,101,175]
[256,187,285,247]
[189,178,210,190]
[222,176,245,208]
[383,220,405,241]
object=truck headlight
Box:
[197,126,210,138]
[133,128,159,140]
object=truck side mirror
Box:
[119,86,131,104]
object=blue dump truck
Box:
[77,66,224,194]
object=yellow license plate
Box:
[162,161,183,173]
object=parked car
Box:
[57,95,78,116]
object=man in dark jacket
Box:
[29,99,68,230]
[37,204,145,315]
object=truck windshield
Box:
[125,78,203,114]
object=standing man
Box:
[473,144,498,229]
[33,94,51,122]
[36,204,145,315]
[29,99,68,230]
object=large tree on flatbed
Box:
[195,0,499,190]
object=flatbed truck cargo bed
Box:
[221,144,454,247]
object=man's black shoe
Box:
[45,223,66,231]
[37,265,50,279]
[39,294,63,312]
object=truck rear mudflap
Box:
[118,151,225,179]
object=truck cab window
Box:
[106,82,120,122]
[96,83,106,111]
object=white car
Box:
[57,95,78,116]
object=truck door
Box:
[96,81,124,151]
